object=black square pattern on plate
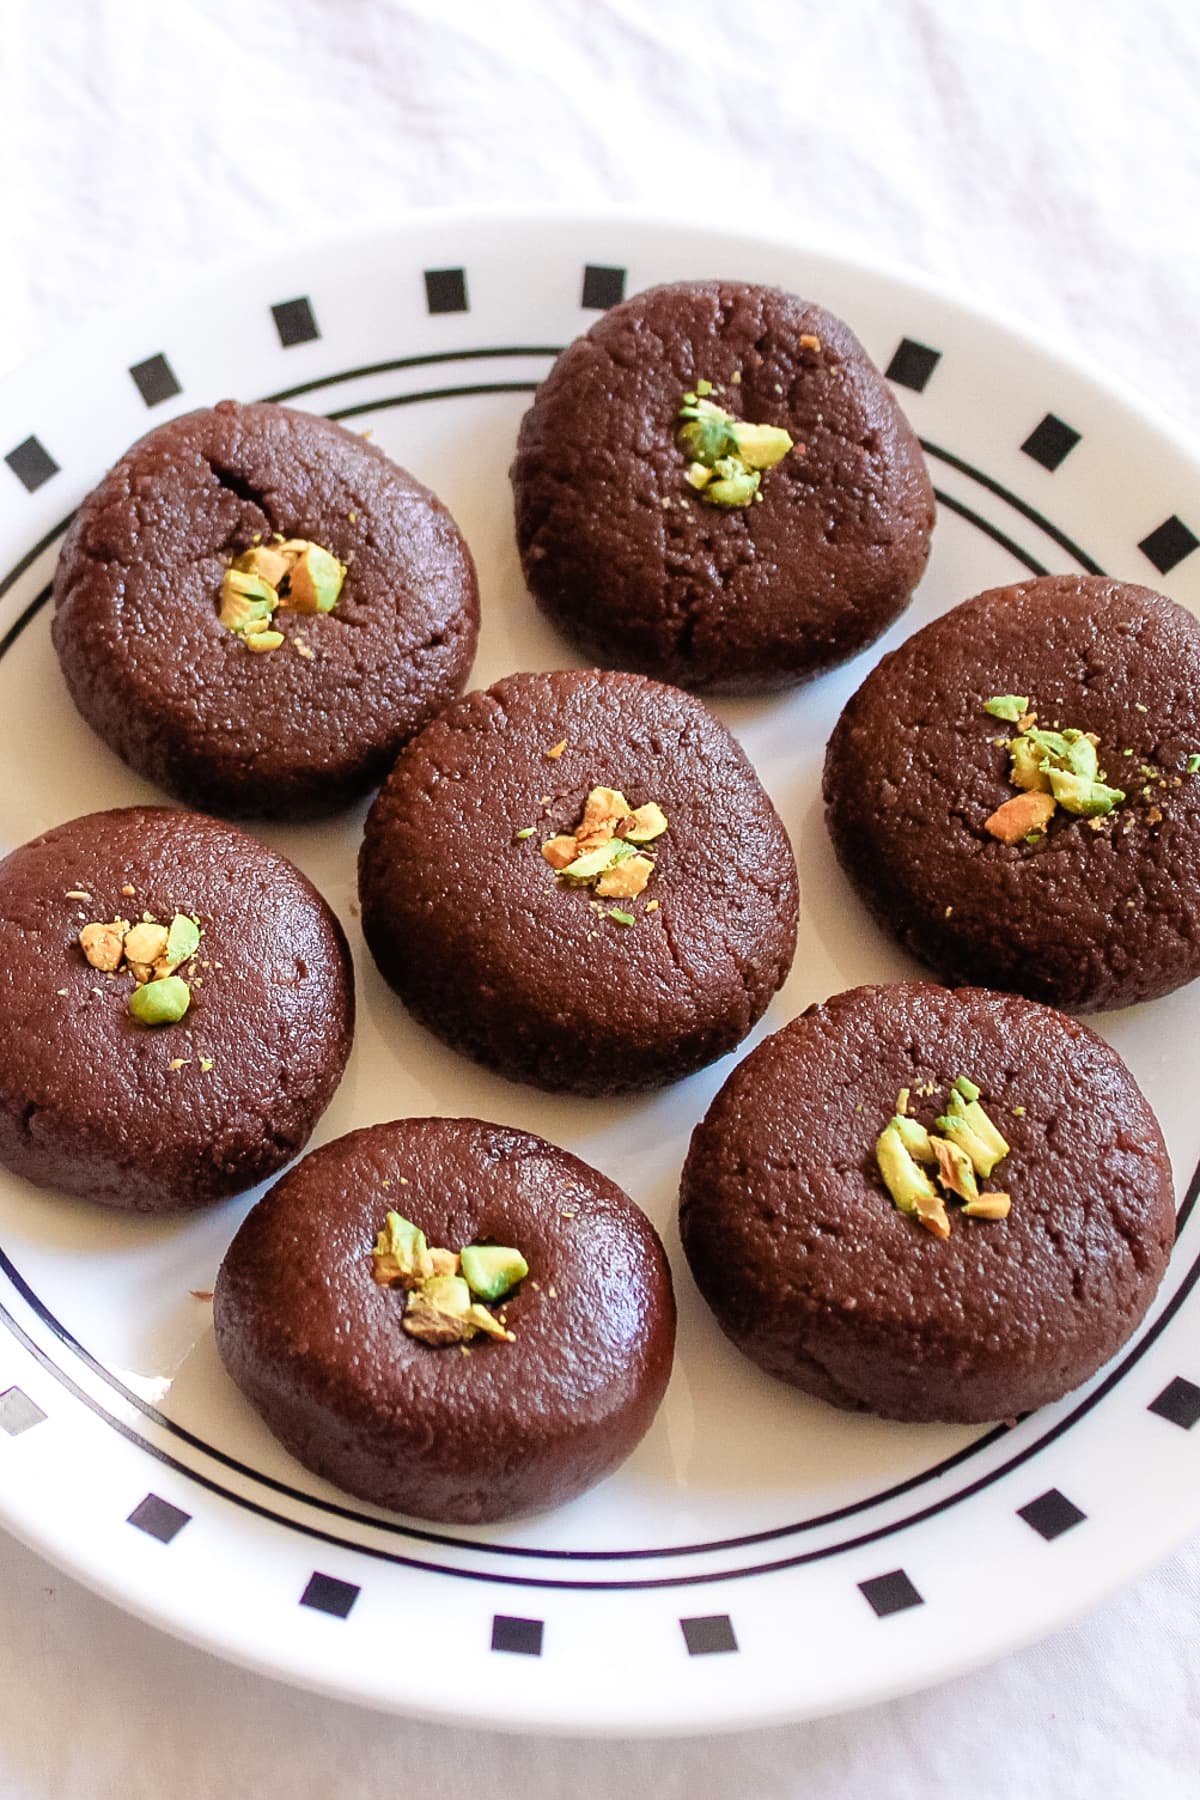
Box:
[859,1569,924,1617]
[1017,1488,1086,1541]
[1139,515,1199,576]
[424,268,469,315]
[271,297,320,348]
[127,1493,191,1544]
[129,353,182,409]
[581,264,626,310]
[5,436,59,493]
[884,338,941,393]
[680,1614,738,1656]
[490,1614,543,1656]
[0,1386,46,1436]
[1148,1376,1200,1430]
[1021,413,1081,471]
[300,1571,360,1619]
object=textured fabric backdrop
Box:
[1,1,1198,1794]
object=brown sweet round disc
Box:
[679,982,1175,1424]
[0,806,354,1212]
[214,1116,676,1523]
[824,574,1200,1012]
[358,667,799,1094]
[52,400,479,818]
[512,281,935,692]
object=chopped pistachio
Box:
[931,1135,980,1204]
[372,1212,434,1289]
[403,1275,515,1345]
[79,920,126,972]
[894,1112,936,1163]
[232,543,291,588]
[123,921,170,967]
[608,908,636,925]
[953,1075,981,1103]
[542,834,580,871]
[938,1089,1010,1176]
[285,542,345,614]
[685,461,714,491]
[561,839,638,881]
[984,695,1030,723]
[245,628,285,652]
[704,462,761,507]
[620,801,668,843]
[164,913,201,972]
[128,975,190,1025]
[514,827,536,840]
[1046,769,1125,817]
[545,740,567,759]
[730,420,793,470]
[985,790,1057,843]
[465,1303,515,1342]
[219,568,277,634]
[1188,754,1200,774]
[460,1244,529,1302]
[576,787,632,849]
[677,397,738,465]
[595,854,655,899]
[963,1192,1012,1221]
[402,1274,476,1344]
[1060,731,1099,782]
[427,1246,461,1279]
[876,1119,942,1217]
[1008,736,1052,793]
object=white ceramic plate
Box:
[1,210,1199,1738]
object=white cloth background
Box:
[1,0,1198,1792]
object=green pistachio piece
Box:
[984,696,1030,723]
[1008,736,1052,792]
[953,1075,981,1102]
[372,1212,433,1288]
[128,975,190,1026]
[1188,754,1200,774]
[284,543,345,614]
[560,839,637,881]
[460,1244,529,1302]
[1060,731,1099,781]
[934,1113,997,1178]
[1046,769,1126,817]
[676,396,738,467]
[1024,727,1072,762]
[684,461,713,490]
[608,907,636,925]
[164,913,201,972]
[619,802,668,844]
[729,420,793,470]
[704,463,761,507]
[219,568,277,634]
[940,1090,1010,1176]
[876,1119,942,1215]
[894,1112,936,1163]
